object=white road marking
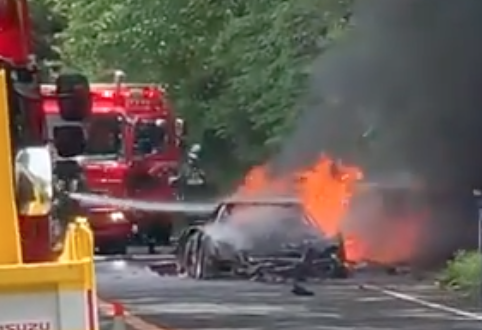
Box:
[125,301,309,315]
[128,255,175,261]
[357,296,393,302]
[362,284,482,321]
[94,254,174,262]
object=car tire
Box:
[193,237,209,279]
[186,233,214,279]
[184,233,201,278]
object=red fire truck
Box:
[42,74,187,254]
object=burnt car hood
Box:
[204,210,336,258]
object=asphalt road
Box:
[95,255,481,330]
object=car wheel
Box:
[187,233,214,279]
[178,232,195,274]
[184,233,201,277]
[193,237,209,279]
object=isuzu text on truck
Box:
[42,72,188,254]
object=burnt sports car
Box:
[175,197,349,280]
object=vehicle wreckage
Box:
[175,197,350,281]
[69,193,351,281]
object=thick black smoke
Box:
[271,0,482,262]
[275,0,482,185]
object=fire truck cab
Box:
[42,74,187,254]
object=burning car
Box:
[175,197,349,280]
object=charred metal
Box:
[175,198,350,281]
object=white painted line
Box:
[128,255,175,261]
[94,256,107,261]
[362,284,482,321]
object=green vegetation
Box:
[32,0,352,187]
[438,250,481,295]
[29,0,66,79]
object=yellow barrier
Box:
[0,217,94,288]
[0,218,98,330]
[0,68,22,265]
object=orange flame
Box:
[296,156,361,239]
[236,166,270,196]
[235,155,424,265]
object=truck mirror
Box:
[15,146,53,216]
[55,73,92,121]
[53,125,86,157]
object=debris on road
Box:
[291,282,315,296]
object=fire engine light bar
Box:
[126,87,160,99]
[94,87,160,101]
[129,88,143,99]
[100,90,114,98]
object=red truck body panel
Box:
[43,83,181,244]
[1,0,55,262]
[0,0,32,65]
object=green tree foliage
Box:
[29,0,67,78]
[51,0,352,184]
[29,0,65,61]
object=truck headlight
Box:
[109,211,125,222]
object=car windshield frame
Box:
[218,202,309,223]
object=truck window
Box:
[45,113,123,159]
[85,117,123,157]
[133,120,166,155]
[45,113,82,141]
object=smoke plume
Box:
[203,206,288,251]
[203,205,322,252]
[270,0,482,262]
[274,0,482,183]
